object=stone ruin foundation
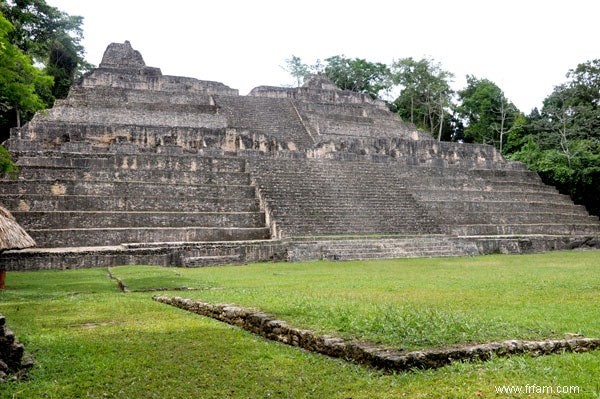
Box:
[154,296,600,372]
[0,41,598,270]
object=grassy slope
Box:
[0,251,598,398]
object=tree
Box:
[323,55,391,99]
[0,0,88,140]
[283,55,311,87]
[0,13,53,130]
[456,76,520,151]
[508,59,600,216]
[0,0,90,99]
[282,54,391,100]
[391,57,454,140]
[502,112,527,154]
[0,144,19,177]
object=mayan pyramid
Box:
[1,41,598,269]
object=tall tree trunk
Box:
[437,100,444,142]
[16,105,21,128]
[0,270,6,289]
[559,118,572,167]
[498,96,506,152]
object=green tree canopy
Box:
[0,0,88,140]
[283,54,392,101]
[0,13,53,128]
[457,75,520,151]
[0,0,90,98]
[0,144,18,177]
[508,59,600,215]
[283,55,312,87]
[390,57,455,140]
[323,55,391,99]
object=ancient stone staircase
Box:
[1,151,270,250]
[296,236,480,261]
[249,157,440,238]
[246,153,599,261]
[216,96,315,150]
[407,167,600,237]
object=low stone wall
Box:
[0,315,32,381]
[285,235,599,262]
[1,239,288,271]
[154,296,600,372]
[3,235,598,271]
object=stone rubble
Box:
[0,315,33,381]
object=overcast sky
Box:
[48,0,598,113]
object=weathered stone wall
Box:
[286,235,597,262]
[81,41,238,95]
[154,296,600,372]
[1,240,288,271]
[0,315,32,381]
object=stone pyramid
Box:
[1,42,598,269]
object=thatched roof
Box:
[0,205,35,251]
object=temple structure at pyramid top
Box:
[99,40,148,69]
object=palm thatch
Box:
[0,205,35,251]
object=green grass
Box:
[0,251,599,398]
[113,251,600,349]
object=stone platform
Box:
[1,41,598,270]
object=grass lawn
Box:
[0,251,598,398]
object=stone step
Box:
[427,211,598,224]
[66,86,218,108]
[28,226,271,248]
[422,200,590,214]
[305,236,479,260]
[450,223,600,236]
[17,167,252,185]
[411,189,573,204]
[265,205,431,215]
[182,254,244,267]
[0,239,286,270]
[2,180,257,198]
[269,213,437,223]
[321,249,459,261]
[411,181,558,194]
[13,211,266,230]
[320,240,455,250]
[279,225,439,235]
[279,224,440,236]
[322,243,457,253]
[470,168,542,182]
[250,161,542,184]
[0,194,260,213]
[16,156,112,169]
[410,182,557,192]
[16,153,246,173]
[264,196,420,203]
[34,105,228,128]
[261,169,547,187]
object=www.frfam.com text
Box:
[495,384,580,395]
